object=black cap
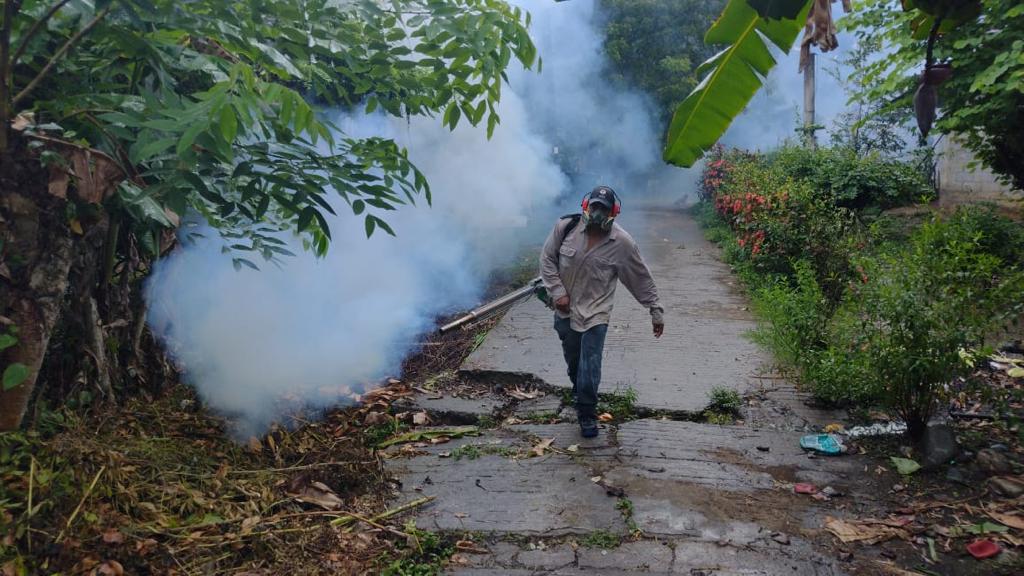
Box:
[588,186,617,209]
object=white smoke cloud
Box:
[722,30,859,151]
[145,0,689,435]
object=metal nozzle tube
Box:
[439,277,542,333]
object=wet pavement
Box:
[384,208,878,575]
[461,208,767,415]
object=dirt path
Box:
[384,208,888,575]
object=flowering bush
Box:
[696,145,1024,435]
[699,146,861,303]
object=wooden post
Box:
[803,52,816,148]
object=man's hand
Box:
[555,295,570,313]
[651,308,664,339]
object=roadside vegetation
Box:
[694,143,1024,440]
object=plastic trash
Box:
[794,483,818,494]
[966,539,1001,559]
[799,434,846,455]
[844,422,907,438]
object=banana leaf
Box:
[662,0,811,167]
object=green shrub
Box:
[827,211,1024,438]
[707,386,742,414]
[750,260,830,369]
[769,146,932,209]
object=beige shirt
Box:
[540,218,662,331]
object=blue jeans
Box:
[553,316,608,418]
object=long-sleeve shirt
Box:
[540,217,662,332]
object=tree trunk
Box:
[0,161,73,430]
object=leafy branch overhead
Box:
[5,0,537,253]
[662,0,811,168]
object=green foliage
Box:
[704,411,735,425]
[381,521,454,576]
[707,386,742,415]
[615,496,640,534]
[600,0,724,126]
[579,529,621,549]
[449,442,516,460]
[363,418,408,447]
[8,0,537,255]
[695,144,1024,436]
[768,146,932,210]
[0,326,27,391]
[844,0,1024,189]
[662,0,810,166]
[597,387,638,420]
[828,209,1024,437]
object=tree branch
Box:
[12,3,112,107]
[12,0,74,66]
[0,0,20,153]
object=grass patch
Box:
[449,443,517,461]
[578,529,621,549]
[519,410,561,424]
[616,497,640,535]
[380,521,454,576]
[707,386,742,414]
[598,387,639,421]
[365,417,410,447]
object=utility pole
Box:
[803,52,816,149]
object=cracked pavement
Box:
[384,209,873,575]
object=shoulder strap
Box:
[559,213,581,245]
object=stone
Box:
[989,476,1024,498]
[919,424,959,469]
[945,466,970,486]
[976,448,1013,475]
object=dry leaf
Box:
[362,411,389,426]
[241,516,261,534]
[453,512,469,519]
[102,529,124,544]
[412,412,430,426]
[988,511,1024,531]
[507,387,539,400]
[96,560,125,576]
[566,444,579,453]
[48,165,69,198]
[134,538,158,556]
[598,413,613,422]
[531,438,554,457]
[247,437,261,452]
[455,540,489,554]
[289,481,344,510]
[825,516,910,545]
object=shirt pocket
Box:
[558,245,577,270]
[590,255,617,284]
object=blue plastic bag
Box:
[799,434,845,455]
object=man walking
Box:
[540,186,664,438]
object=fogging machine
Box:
[439,277,553,333]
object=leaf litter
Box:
[0,381,443,575]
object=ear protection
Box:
[581,187,621,217]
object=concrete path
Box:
[462,208,767,415]
[384,209,888,575]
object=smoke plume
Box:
[146,0,684,435]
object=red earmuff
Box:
[581,190,621,217]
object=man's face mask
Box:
[585,203,613,231]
